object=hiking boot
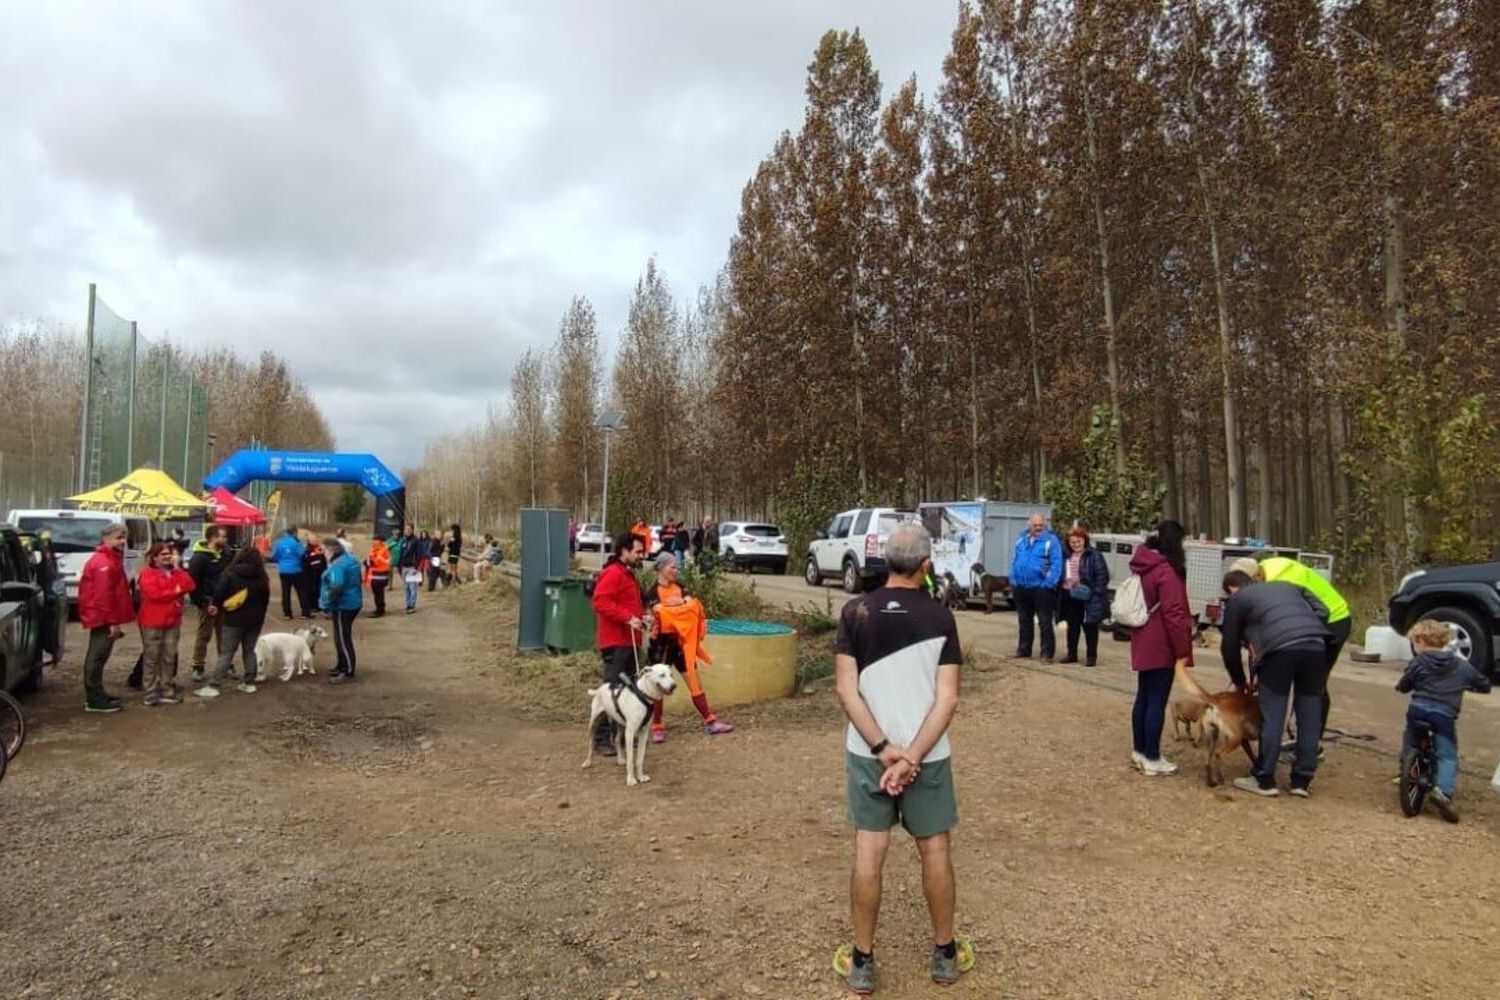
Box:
[1233,776,1278,797]
[703,719,735,735]
[1058,655,1078,664]
[1431,788,1460,823]
[237,682,258,694]
[931,944,961,985]
[845,952,876,996]
[84,700,123,714]
[1085,656,1097,667]
[189,669,205,683]
[143,693,163,707]
[650,726,667,745]
[195,684,221,699]
[1142,757,1178,776]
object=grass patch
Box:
[783,590,839,636]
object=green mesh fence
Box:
[79,289,211,494]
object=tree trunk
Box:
[1083,64,1127,475]
[852,317,868,499]
[1254,433,1273,538]
[1196,156,1244,537]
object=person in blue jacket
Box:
[1010,513,1063,662]
[269,526,310,620]
[319,537,364,684]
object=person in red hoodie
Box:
[1127,520,1194,776]
[76,523,135,713]
[590,530,647,755]
[136,541,195,706]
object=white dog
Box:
[254,626,329,682]
[581,663,677,787]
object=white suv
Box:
[718,522,788,574]
[804,508,914,594]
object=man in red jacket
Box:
[77,524,135,713]
[591,531,646,755]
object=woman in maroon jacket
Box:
[136,541,195,705]
[1127,520,1194,776]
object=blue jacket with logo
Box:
[320,553,364,612]
[1010,530,1063,590]
[270,533,306,575]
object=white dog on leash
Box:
[581,663,677,787]
[254,626,329,682]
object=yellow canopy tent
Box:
[67,467,211,520]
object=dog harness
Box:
[609,674,655,718]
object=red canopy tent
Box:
[206,487,265,526]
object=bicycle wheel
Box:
[1398,747,1426,817]
[0,689,25,763]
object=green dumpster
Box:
[543,576,596,653]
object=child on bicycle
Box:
[1396,620,1492,822]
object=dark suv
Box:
[0,527,45,694]
[1388,562,1500,677]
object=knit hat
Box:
[1227,557,1261,578]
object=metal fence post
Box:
[77,283,96,491]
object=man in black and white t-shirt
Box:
[834,521,964,993]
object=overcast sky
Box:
[0,1,957,470]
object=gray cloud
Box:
[0,0,957,469]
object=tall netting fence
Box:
[77,286,211,494]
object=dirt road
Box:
[3,578,1498,999]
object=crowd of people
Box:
[73,519,478,712]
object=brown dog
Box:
[1173,662,1262,786]
[970,563,1006,614]
[1169,697,1206,745]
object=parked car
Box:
[1388,562,1500,677]
[718,522,788,574]
[805,507,914,594]
[575,523,608,552]
[0,526,45,694]
[6,509,155,605]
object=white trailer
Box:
[918,500,1053,600]
[1091,533,1335,627]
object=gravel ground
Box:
[2,578,1497,999]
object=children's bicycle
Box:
[0,688,25,785]
[1398,721,1436,817]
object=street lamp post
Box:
[594,411,626,551]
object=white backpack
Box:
[1110,573,1157,628]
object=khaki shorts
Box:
[845,753,958,838]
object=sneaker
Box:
[1233,776,1278,797]
[1431,788,1460,824]
[237,682,258,694]
[158,690,182,705]
[703,719,736,735]
[650,726,667,745]
[1130,751,1148,771]
[327,672,354,685]
[1142,757,1178,776]
[1288,786,1311,799]
[846,953,876,996]
[405,607,416,615]
[1085,657,1097,667]
[84,700,123,714]
[189,669,205,683]
[195,684,221,699]
[143,693,163,707]
[597,743,617,757]
[1058,655,1078,664]
[931,944,960,985]
[225,666,239,681]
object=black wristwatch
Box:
[868,738,889,756]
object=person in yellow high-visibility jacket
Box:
[1231,556,1350,748]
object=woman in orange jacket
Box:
[363,537,391,618]
[646,552,734,743]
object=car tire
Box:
[842,560,862,595]
[724,549,738,573]
[1417,605,1490,673]
[804,556,821,587]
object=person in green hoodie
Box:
[186,526,229,683]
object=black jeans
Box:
[1013,586,1056,658]
[1131,666,1174,759]
[596,646,635,747]
[1058,592,1099,662]
[370,576,388,615]
[279,571,309,618]
[82,626,115,705]
[330,609,357,675]
[1255,645,1327,789]
[1321,617,1352,737]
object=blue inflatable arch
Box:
[204,450,406,536]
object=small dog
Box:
[1173,662,1262,786]
[255,626,329,682]
[1169,697,1206,745]
[970,563,1007,613]
[581,663,677,787]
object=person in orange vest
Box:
[252,533,271,559]
[646,552,734,742]
[631,519,652,557]
[363,537,391,618]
